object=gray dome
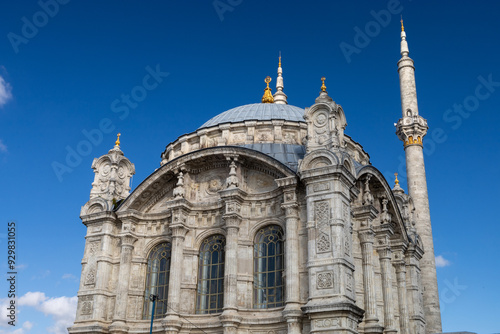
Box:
[199,103,305,129]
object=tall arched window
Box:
[253,225,285,309]
[196,235,226,314]
[142,242,171,320]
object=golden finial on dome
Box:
[321,77,327,92]
[115,133,121,147]
[400,16,404,32]
[262,76,274,103]
[394,172,400,185]
[279,51,281,68]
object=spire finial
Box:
[321,77,327,92]
[115,133,121,147]
[274,54,288,104]
[394,172,399,185]
[400,16,404,31]
[262,76,274,103]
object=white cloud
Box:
[18,292,77,334]
[0,140,7,153]
[18,292,46,307]
[8,321,34,334]
[0,298,14,328]
[0,302,32,333]
[0,75,12,107]
[435,255,451,267]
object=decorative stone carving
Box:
[346,272,353,291]
[362,175,374,205]
[226,159,239,189]
[314,318,339,329]
[80,295,93,316]
[207,177,223,194]
[317,271,334,289]
[317,232,331,253]
[89,143,135,205]
[85,268,96,285]
[380,197,392,224]
[396,113,428,147]
[315,201,329,227]
[173,171,185,199]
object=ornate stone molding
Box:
[396,114,428,148]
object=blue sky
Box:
[0,1,499,333]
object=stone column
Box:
[110,233,137,332]
[376,244,397,334]
[222,213,240,313]
[164,207,189,334]
[277,176,302,334]
[394,254,410,334]
[358,229,379,326]
[353,205,383,334]
[219,185,243,334]
[167,225,188,314]
[406,245,426,334]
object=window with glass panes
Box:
[196,235,226,314]
[142,242,171,319]
[253,225,285,309]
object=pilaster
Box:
[393,249,410,334]
[110,233,137,333]
[219,185,245,332]
[374,223,397,334]
[276,176,303,334]
[353,205,383,334]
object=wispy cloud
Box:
[0,75,12,107]
[62,273,76,280]
[0,140,7,153]
[19,292,77,334]
[31,270,50,280]
[435,255,451,268]
[0,320,33,334]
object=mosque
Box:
[69,23,442,334]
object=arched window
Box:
[253,225,285,309]
[142,242,171,320]
[196,235,226,314]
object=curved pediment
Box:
[356,165,409,242]
[117,146,296,213]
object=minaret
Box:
[395,20,442,334]
[273,54,288,104]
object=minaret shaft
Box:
[396,25,442,334]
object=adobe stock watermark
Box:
[439,278,467,313]
[7,0,71,54]
[339,0,404,64]
[51,64,169,182]
[213,0,242,22]
[384,73,499,183]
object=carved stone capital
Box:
[358,228,375,244]
[120,234,137,248]
[170,224,188,239]
[281,203,299,217]
[222,214,241,231]
[352,205,378,228]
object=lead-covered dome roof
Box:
[199,103,305,129]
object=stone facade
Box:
[70,27,441,334]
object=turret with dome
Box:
[70,24,441,334]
